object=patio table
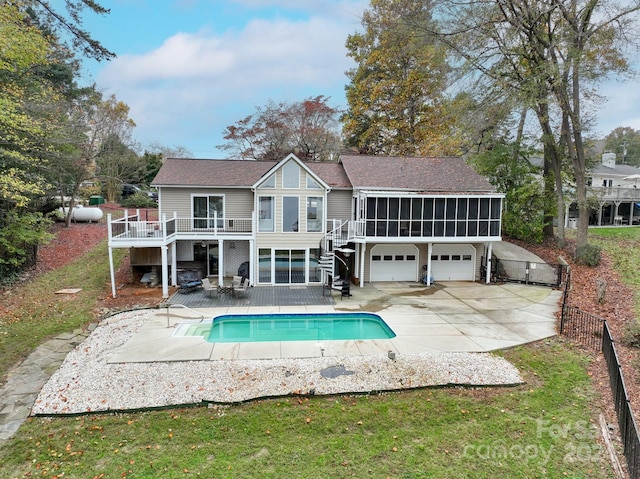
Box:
[217,284,234,295]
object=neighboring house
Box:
[582,151,640,226]
[107,154,504,298]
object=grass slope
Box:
[0,241,126,379]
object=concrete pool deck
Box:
[108,282,561,363]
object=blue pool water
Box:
[174,312,396,343]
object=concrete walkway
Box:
[0,327,95,440]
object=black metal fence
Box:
[602,322,640,479]
[560,303,640,478]
[560,305,604,350]
[486,258,567,287]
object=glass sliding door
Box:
[208,243,219,276]
[275,249,289,284]
[273,249,307,284]
[259,248,271,283]
[291,249,305,283]
[193,195,223,229]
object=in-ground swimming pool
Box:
[173,312,396,343]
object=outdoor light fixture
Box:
[336,247,355,257]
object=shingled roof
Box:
[339,155,495,193]
[152,157,353,189]
[152,159,277,187]
[306,161,352,188]
[152,155,494,193]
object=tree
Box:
[604,127,640,166]
[425,0,640,249]
[27,0,115,61]
[0,1,114,275]
[96,134,143,202]
[470,141,547,242]
[0,4,57,276]
[342,0,456,156]
[219,96,341,161]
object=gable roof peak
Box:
[252,153,331,190]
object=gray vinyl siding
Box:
[327,189,352,222]
[159,187,254,219]
[255,160,329,249]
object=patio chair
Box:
[234,278,250,298]
[201,277,216,298]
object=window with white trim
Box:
[283,196,299,232]
[258,196,274,232]
[193,195,223,229]
[283,162,300,189]
[306,196,323,232]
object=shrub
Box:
[622,318,640,348]
[575,243,601,266]
[121,192,156,208]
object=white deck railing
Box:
[109,210,253,243]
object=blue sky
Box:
[72,0,639,158]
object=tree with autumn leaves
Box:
[219,96,341,162]
[423,0,640,250]
[342,0,460,157]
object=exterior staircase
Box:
[319,220,352,294]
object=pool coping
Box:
[107,283,561,363]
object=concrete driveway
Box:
[340,281,560,354]
[110,281,561,362]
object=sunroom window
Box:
[364,196,502,238]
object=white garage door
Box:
[370,244,419,281]
[431,244,475,281]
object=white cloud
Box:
[596,79,640,135]
[97,11,359,154]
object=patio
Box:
[110,281,561,363]
[168,283,335,308]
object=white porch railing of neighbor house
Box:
[589,186,640,201]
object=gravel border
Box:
[32,310,523,415]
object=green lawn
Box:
[0,342,613,478]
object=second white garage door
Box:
[370,244,419,281]
[430,244,475,281]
